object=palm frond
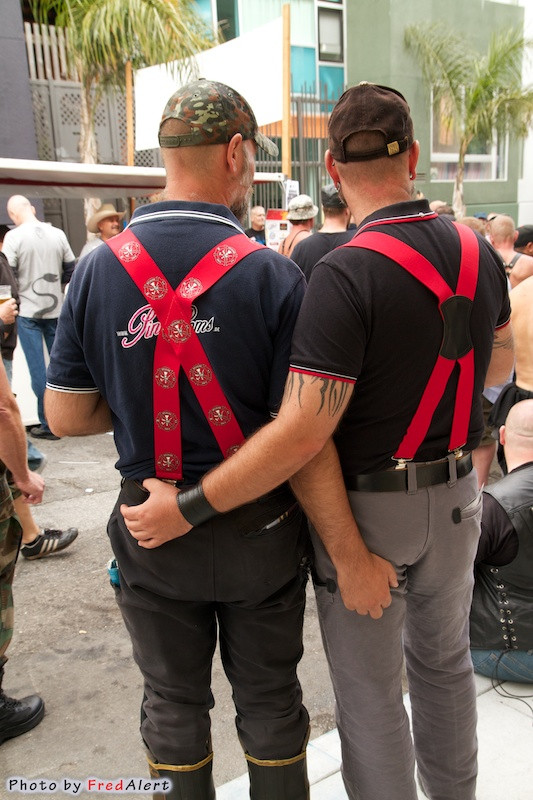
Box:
[484,28,531,89]
[404,21,533,217]
[404,22,474,111]
[33,0,215,87]
[79,0,215,72]
[465,30,533,141]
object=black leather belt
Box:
[345,452,473,492]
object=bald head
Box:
[489,214,516,247]
[501,399,533,470]
[6,195,36,226]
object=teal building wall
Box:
[345,0,525,217]
[194,0,526,215]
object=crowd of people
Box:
[0,77,532,800]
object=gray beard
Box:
[231,185,254,225]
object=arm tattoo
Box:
[493,329,514,350]
[282,371,296,404]
[283,372,350,417]
[312,376,349,417]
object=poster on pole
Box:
[266,209,290,251]
[284,179,300,209]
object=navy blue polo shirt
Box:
[47,201,306,482]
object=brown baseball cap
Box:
[158,79,278,157]
[328,82,414,163]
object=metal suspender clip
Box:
[393,458,410,470]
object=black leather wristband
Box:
[176,482,218,527]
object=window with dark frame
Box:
[318,7,343,63]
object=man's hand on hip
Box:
[336,548,399,620]
[120,478,192,548]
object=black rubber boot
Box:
[148,751,216,800]
[0,668,44,745]
[246,750,310,800]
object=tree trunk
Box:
[79,75,101,224]
[452,136,469,219]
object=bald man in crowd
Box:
[470,399,533,682]
[489,214,533,287]
[244,205,266,245]
[488,273,533,472]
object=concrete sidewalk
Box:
[2,431,532,799]
[218,675,533,799]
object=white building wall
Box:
[518,0,533,223]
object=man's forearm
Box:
[289,437,399,618]
[485,323,514,388]
[122,372,354,547]
[202,373,354,513]
[122,410,327,549]
[0,395,31,484]
[202,412,324,512]
[289,438,369,568]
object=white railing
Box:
[24,22,78,82]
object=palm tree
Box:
[404,23,533,218]
[32,0,215,169]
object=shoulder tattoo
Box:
[284,372,350,418]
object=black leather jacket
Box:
[470,464,533,651]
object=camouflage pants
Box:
[0,468,22,672]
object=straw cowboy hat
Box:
[87,203,125,233]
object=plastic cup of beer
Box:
[0,285,12,304]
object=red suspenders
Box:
[345,222,480,461]
[107,229,262,479]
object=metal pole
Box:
[125,60,135,215]
[282,3,291,179]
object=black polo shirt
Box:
[290,200,510,477]
[291,230,355,281]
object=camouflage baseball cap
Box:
[158,79,278,157]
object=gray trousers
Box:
[312,470,481,800]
